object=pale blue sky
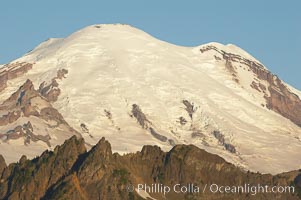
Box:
[0,0,300,89]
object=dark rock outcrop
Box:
[131,104,175,146]
[149,127,168,142]
[131,104,151,129]
[38,68,68,102]
[182,100,197,120]
[212,130,236,153]
[178,116,187,125]
[0,137,299,200]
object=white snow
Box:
[0,24,300,174]
[135,188,157,200]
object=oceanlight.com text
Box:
[128,183,295,196]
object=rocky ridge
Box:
[0,136,300,200]
[200,45,301,127]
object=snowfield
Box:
[0,24,300,174]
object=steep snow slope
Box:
[0,24,300,174]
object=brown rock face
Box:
[0,137,300,200]
[38,68,68,102]
[2,121,51,146]
[0,111,21,126]
[1,79,38,109]
[200,45,301,127]
[39,79,61,102]
[0,80,41,134]
[0,79,79,146]
[0,79,6,92]
[56,69,68,79]
[242,62,301,126]
[0,62,33,92]
[265,78,301,126]
[0,136,86,200]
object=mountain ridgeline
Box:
[0,136,300,200]
[0,24,301,199]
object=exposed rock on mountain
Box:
[131,104,151,129]
[0,137,300,200]
[265,77,301,127]
[38,68,68,102]
[212,130,236,153]
[182,100,197,120]
[2,121,51,147]
[200,44,301,127]
[0,62,33,92]
[0,78,80,163]
[131,104,175,146]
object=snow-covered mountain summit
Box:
[0,24,301,174]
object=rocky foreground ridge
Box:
[0,136,300,200]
